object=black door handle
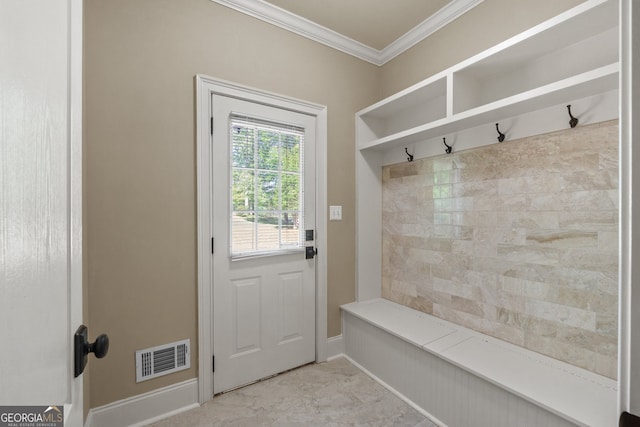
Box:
[305,246,317,259]
[74,325,109,377]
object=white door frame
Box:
[619,0,640,419]
[68,0,84,422]
[195,75,328,404]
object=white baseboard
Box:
[85,379,199,427]
[84,337,343,427]
[326,335,344,361]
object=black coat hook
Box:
[567,105,578,128]
[496,123,505,142]
[404,147,414,162]
[443,137,452,154]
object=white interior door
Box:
[211,94,316,394]
[0,0,83,424]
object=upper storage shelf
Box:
[356,0,618,151]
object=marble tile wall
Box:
[381,120,618,378]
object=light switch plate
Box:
[330,205,342,221]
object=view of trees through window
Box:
[230,115,304,255]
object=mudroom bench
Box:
[341,299,616,427]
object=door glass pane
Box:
[281,133,300,172]
[280,212,299,246]
[257,130,279,170]
[231,125,255,168]
[232,212,256,253]
[256,213,280,252]
[230,115,304,257]
[257,171,278,211]
[232,170,254,211]
[281,173,299,211]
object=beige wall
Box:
[83,0,591,410]
[84,0,378,407]
[379,0,585,98]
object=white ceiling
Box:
[212,0,484,66]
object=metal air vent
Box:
[135,339,190,382]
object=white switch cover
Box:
[329,205,342,221]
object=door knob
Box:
[74,325,109,377]
[305,246,317,259]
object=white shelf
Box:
[357,76,447,144]
[356,0,618,152]
[359,62,618,151]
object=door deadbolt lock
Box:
[74,325,109,377]
[305,246,317,259]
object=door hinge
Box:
[210,117,213,135]
[212,355,215,373]
[211,237,214,254]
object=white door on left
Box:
[0,0,84,425]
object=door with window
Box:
[211,94,316,393]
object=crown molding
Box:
[212,0,381,64]
[380,0,485,64]
[211,0,484,66]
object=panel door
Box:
[211,94,316,394]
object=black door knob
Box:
[305,246,317,259]
[74,325,109,377]
[89,334,109,359]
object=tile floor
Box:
[148,357,436,426]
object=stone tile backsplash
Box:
[381,121,618,378]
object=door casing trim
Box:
[195,74,328,403]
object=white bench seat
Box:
[341,298,617,427]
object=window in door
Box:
[230,114,305,257]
